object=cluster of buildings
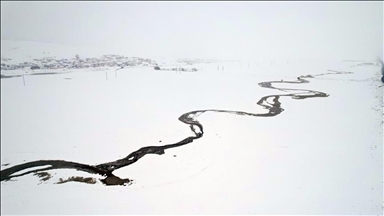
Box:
[0,55,158,71]
[154,66,198,72]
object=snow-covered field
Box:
[1,45,383,214]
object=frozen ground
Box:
[1,54,383,214]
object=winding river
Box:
[0,70,351,186]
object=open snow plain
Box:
[1,60,383,214]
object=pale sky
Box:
[1,1,383,60]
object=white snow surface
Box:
[1,42,383,214]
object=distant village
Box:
[0,54,158,71]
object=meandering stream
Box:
[0,70,351,186]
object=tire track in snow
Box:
[1,71,348,186]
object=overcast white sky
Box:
[1,1,383,60]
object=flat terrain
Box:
[1,60,383,214]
